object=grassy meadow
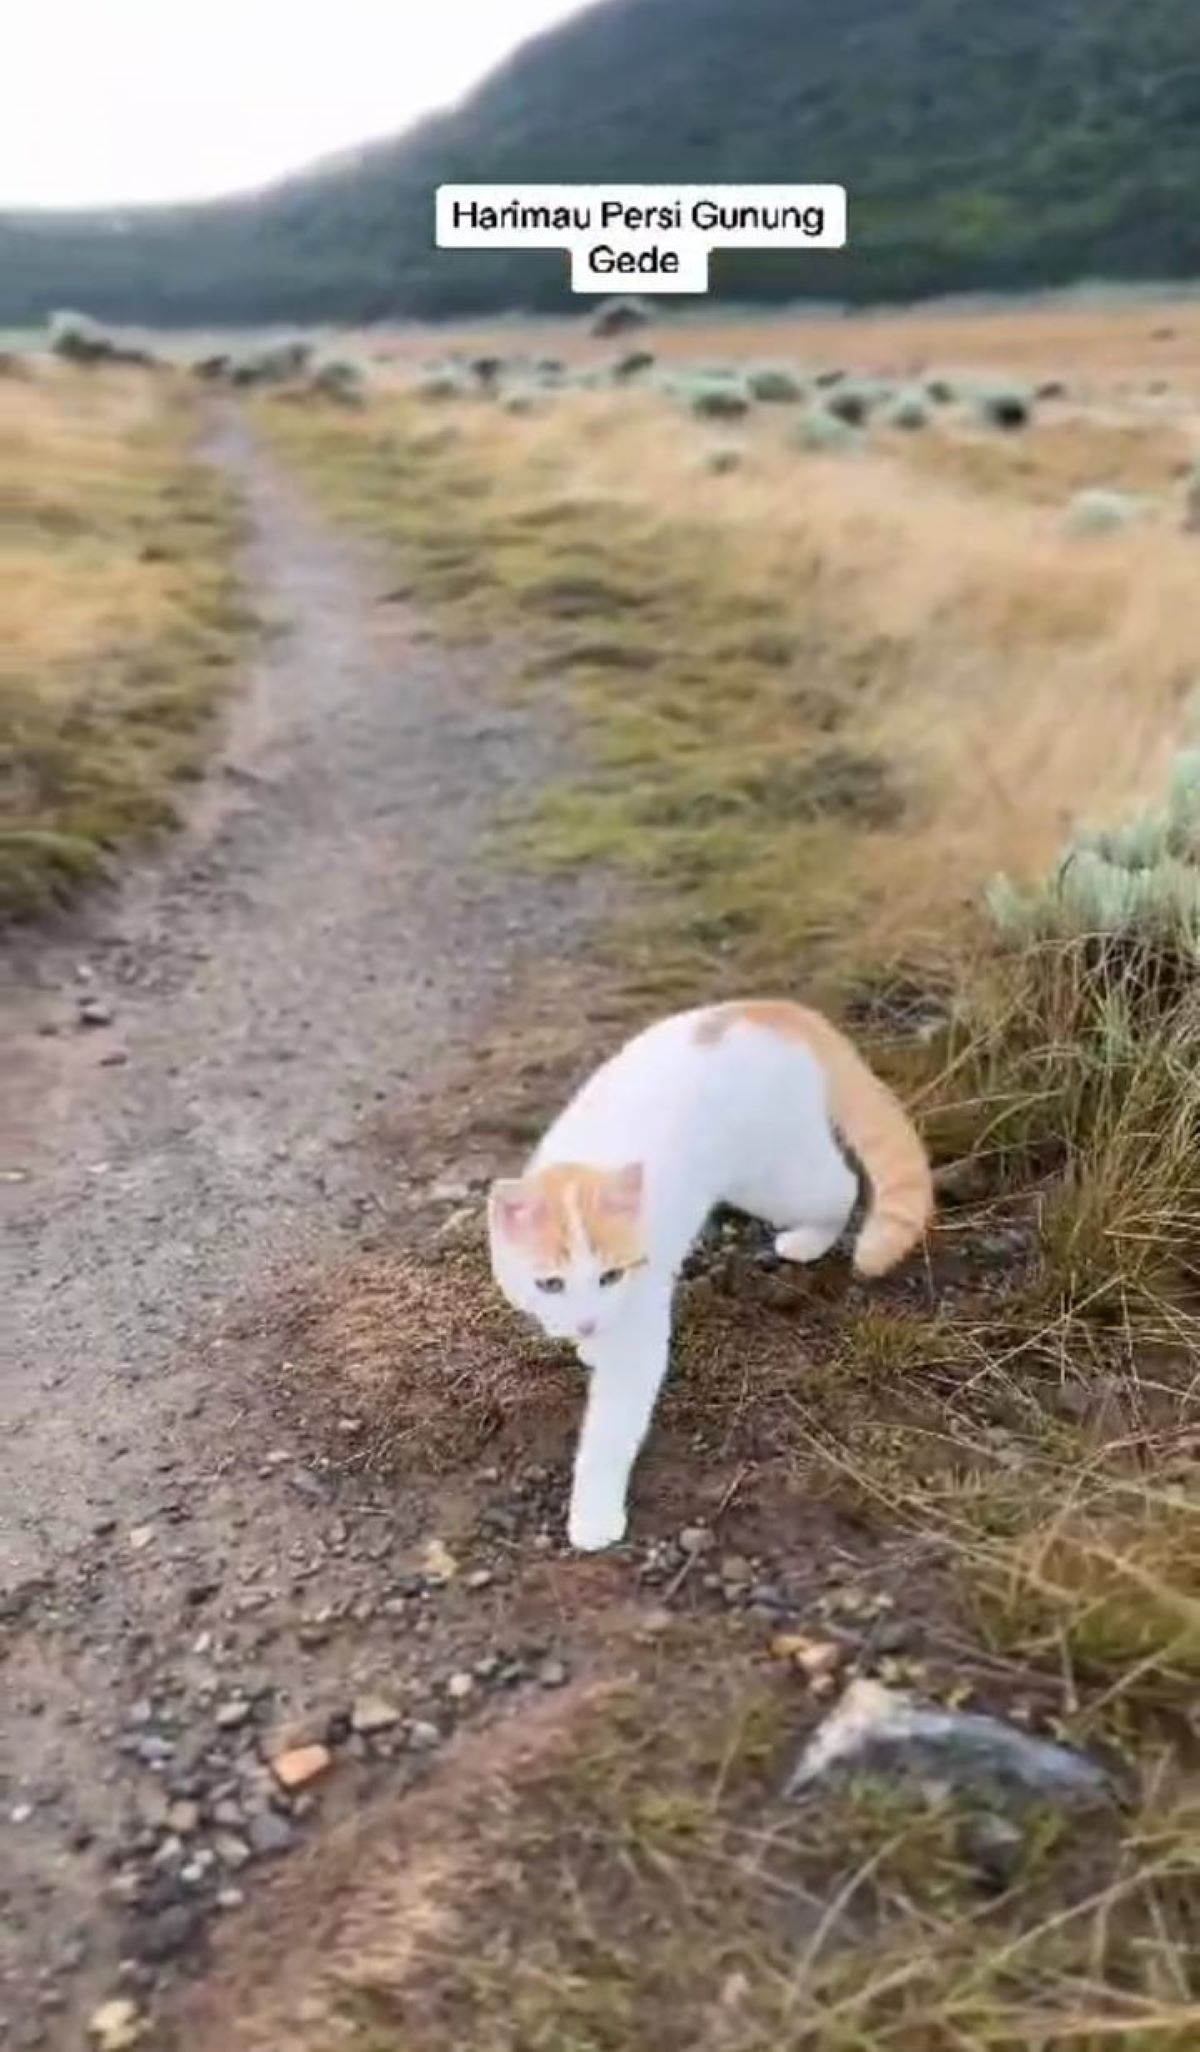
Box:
[0,359,247,917]
[226,300,1200,2051]
[4,298,1197,2046]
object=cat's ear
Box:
[601,1161,644,1217]
[489,1178,547,1242]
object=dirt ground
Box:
[0,411,604,2047]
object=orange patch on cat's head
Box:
[488,1162,645,1271]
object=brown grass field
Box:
[212,300,1200,2052]
[0,362,247,916]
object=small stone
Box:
[960,1811,1026,1891]
[214,1831,251,1869]
[127,1526,155,1553]
[408,1721,441,1751]
[10,1802,34,1824]
[215,1699,252,1731]
[212,1798,244,1829]
[166,1801,200,1836]
[137,1904,203,1963]
[538,1659,569,1690]
[719,1554,752,1586]
[248,1810,295,1856]
[446,1672,474,1702]
[88,2000,142,2049]
[351,1696,402,1735]
[422,1538,459,1580]
[216,1887,245,1910]
[271,1743,332,1790]
[679,1525,712,1556]
[99,1049,129,1068]
[77,998,114,1029]
[465,1568,494,1591]
[771,1634,844,1682]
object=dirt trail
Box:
[0,414,596,2046]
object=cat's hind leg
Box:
[730,1125,858,1266]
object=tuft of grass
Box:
[0,365,248,916]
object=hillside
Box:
[2,0,1199,325]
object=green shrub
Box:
[792,406,863,454]
[746,362,805,403]
[308,358,366,406]
[973,381,1033,430]
[1063,488,1144,538]
[685,374,752,420]
[590,296,652,338]
[986,751,1200,949]
[883,388,930,430]
[612,349,656,382]
[826,378,886,426]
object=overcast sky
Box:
[3,1,584,208]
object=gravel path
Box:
[0,413,596,2046]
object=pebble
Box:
[270,1741,332,1791]
[538,1659,568,1690]
[679,1526,713,1556]
[248,1810,295,1856]
[214,1831,251,1870]
[350,1696,402,1735]
[88,2000,142,2050]
[465,1568,494,1591]
[215,1699,252,1731]
[446,1672,474,1702]
[166,1801,200,1836]
[127,1526,156,1553]
[408,1721,441,1751]
[77,998,114,1029]
[770,1633,843,1682]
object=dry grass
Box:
[260,379,1200,997]
[0,363,248,915]
[241,320,1200,2052]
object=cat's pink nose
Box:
[577,1320,597,1339]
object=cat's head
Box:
[487,1161,646,1344]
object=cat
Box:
[487,998,933,1552]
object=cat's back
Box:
[533,1007,715,1160]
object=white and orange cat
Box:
[488,999,933,1552]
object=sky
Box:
[3,1,584,209]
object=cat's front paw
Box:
[567,1500,627,1552]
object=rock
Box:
[538,1658,569,1690]
[446,1672,474,1702]
[136,1903,204,1963]
[770,1633,844,1682]
[77,998,114,1029]
[422,1538,459,1580]
[215,1698,252,1731]
[214,1831,251,1870]
[88,2000,142,2049]
[166,1801,200,1836]
[787,1679,1109,1804]
[679,1526,713,1556]
[719,1553,752,1586]
[465,1568,494,1591]
[351,1696,402,1735]
[408,1721,441,1751]
[270,1744,332,1791]
[127,1526,155,1553]
[248,1810,295,1857]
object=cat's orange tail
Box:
[819,1032,934,1276]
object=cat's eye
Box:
[535,1276,566,1294]
[598,1268,625,1288]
